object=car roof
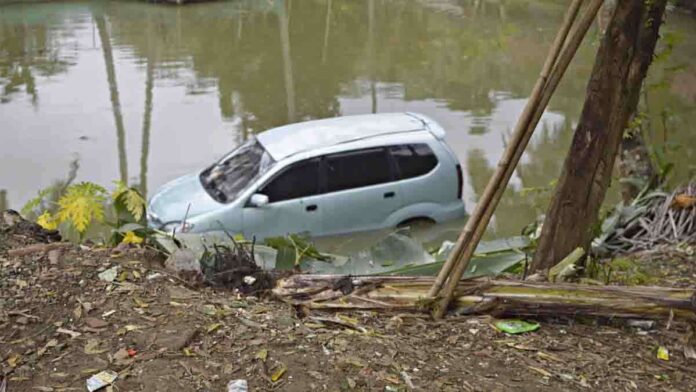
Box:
[256,112,428,160]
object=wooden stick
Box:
[428,0,585,299]
[432,0,605,319]
[7,242,71,257]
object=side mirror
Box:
[249,193,269,208]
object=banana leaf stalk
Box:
[274,275,696,320]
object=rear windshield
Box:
[200,138,275,203]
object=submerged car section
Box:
[148,113,465,239]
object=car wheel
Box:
[397,217,436,231]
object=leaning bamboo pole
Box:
[429,0,585,300]
[430,0,605,319]
[275,275,696,320]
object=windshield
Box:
[200,138,275,203]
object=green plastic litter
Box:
[494,319,540,334]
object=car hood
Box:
[148,173,222,225]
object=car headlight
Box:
[162,221,194,234]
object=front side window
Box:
[389,144,438,179]
[200,138,275,203]
[326,148,392,193]
[261,158,321,203]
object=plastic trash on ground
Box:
[86,370,118,392]
[494,319,540,334]
[97,266,119,282]
[657,346,670,361]
[227,379,248,392]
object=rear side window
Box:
[326,148,392,192]
[389,144,438,179]
[261,158,320,203]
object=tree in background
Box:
[531,0,669,271]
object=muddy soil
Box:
[1,227,696,391]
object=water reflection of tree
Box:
[81,0,692,197]
[139,57,154,197]
[0,12,71,104]
[100,0,598,131]
[467,120,575,238]
[94,10,128,185]
[0,189,7,212]
[278,0,296,122]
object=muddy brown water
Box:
[1,0,695,246]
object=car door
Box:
[242,158,323,240]
[320,147,403,235]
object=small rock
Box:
[626,319,655,330]
[16,316,29,325]
[98,266,119,282]
[167,285,199,300]
[47,249,62,265]
[84,317,108,329]
[154,328,198,351]
[164,249,201,274]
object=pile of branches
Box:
[199,237,275,293]
[595,182,696,255]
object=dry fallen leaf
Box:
[85,339,109,355]
[537,351,563,362]
[672,194,696,209]
[57,328,82,339]
[270,363,287,382]
[6,353,21,367]
[38,339,59,357]
[657,346,669,361]
[528,366,552,377]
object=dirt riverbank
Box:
[1,225,696,391]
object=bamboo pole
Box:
[428,0,585,299]
[431,0,606,319]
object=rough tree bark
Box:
[531,0,668,271]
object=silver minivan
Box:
[148,112,465,239]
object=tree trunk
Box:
[531,0,668,271]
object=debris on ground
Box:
[594,181,696,255]
[227,379,248,392]
[495,320,541,335]
[86,370,118,392]
[2,212,696,391]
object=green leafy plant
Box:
[264,234,331,267]
[112,181,146,223]
[55,182,107,234]
[30,180,150,245]
[109,181,150,245]
[21,159,80,220]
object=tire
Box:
[397,217,436,231]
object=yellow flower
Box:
[122,231,144,245]
[37,211,58,231]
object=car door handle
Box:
[383,192,395,199]
[306,204,318,212]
